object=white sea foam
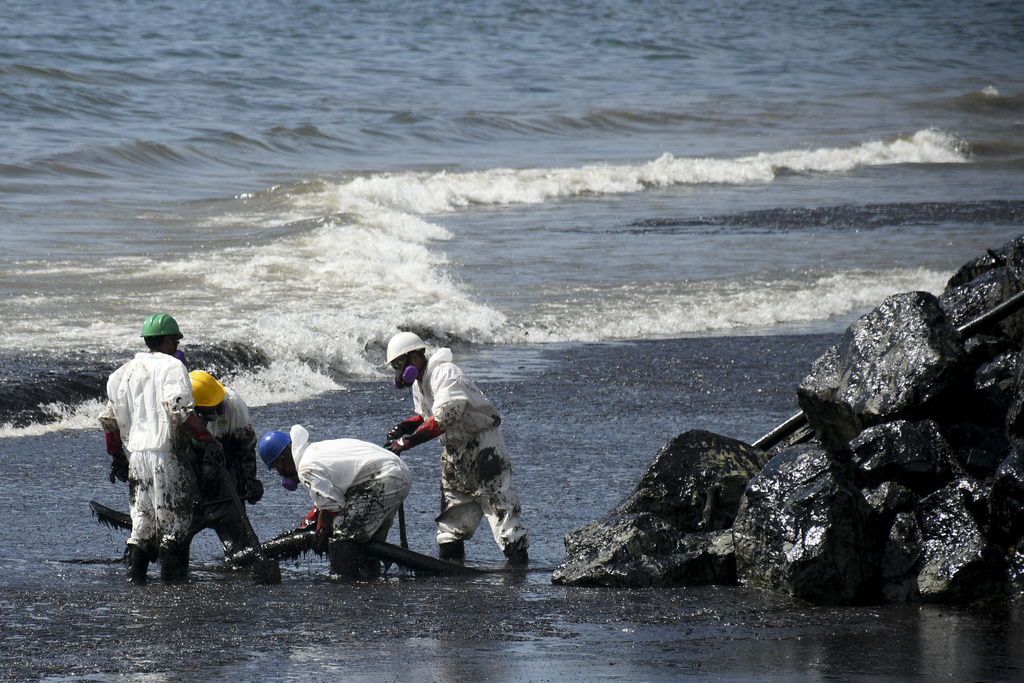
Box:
[0,398,108,439]
[303,128,967,216]
[734,129,967,174]
[0,128,980,436]
[496,267,953,343]
[0,129,970,356]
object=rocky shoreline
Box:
[554,234,1024,605]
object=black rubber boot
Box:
[361,556,382,576]
[503,537,529,565]
[438,539,465,560]
[159,541,190,583]
[125,544,149,585]
[328,539,361,579]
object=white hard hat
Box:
[386,332,427,365]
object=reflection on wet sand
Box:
[2,336,1022,680]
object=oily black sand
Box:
[2,335,1022,682]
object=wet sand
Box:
[2,335,1023,681]
[4,571,1023,682]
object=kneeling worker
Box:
[258,425,412,576]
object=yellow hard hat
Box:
[189,370,226,408]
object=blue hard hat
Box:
[258,430,291,469]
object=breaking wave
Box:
[0,130,999,437]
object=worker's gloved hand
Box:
[402,416,443,451]
[299,505,319,530]
[243,478,264,504]
[386,415,424,443]
[108,449,129,484]
[204,440,224,464]
[104,430,124,456]
[313,509,338,554]
[387,437,410,455]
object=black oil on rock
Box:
[553,234,1024,605]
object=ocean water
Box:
[2,0,1023,435]
[2,1,1024,679]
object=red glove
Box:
[105,431,129,484]
[104,430,123,456]
[389,415,442,453]
[314,509,338,553]
[300,506,319,529]
[182,412,220,447]
[386,415,424,442]
[316,509,338,532]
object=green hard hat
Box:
[141,313,183,339]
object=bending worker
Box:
[99,313,198,583]
[258,425,412,576]
[186,370,265,559]
[384,332,529,565]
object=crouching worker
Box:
[186,371,265,559]
[258,425,412,578]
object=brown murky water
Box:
[3,336,1023,681]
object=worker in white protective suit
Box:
[258,425,412,576]
[99,313,213,583]
[384,332,529,564]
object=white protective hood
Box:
[290,424,400,512]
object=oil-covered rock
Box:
[554,234,1024,605]
[796,291,967,453]
[552,431,763,587]
[732,444,878,604]
[883,479,1005,603]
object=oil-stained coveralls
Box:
[405,348,528,558]
[188,387,264,557]
[290,425,412,544]
[100,351,196,581]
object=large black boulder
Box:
[797,291,967,453]
[732,444,879,604]
[988,445,1024,551]
[552,430,766,587]
[1003,352,1024,440]
[939,266,1005,330]
[551,513,734,587]
[616,430,770,532]
[997,236,1024,345]
[945,241,1009,290]
[850,419,956,495]
[882,478,1005,603]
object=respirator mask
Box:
[394,363,419,389]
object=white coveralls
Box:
[290,425,412,543]
[412,348,528,551]
[103,352,196,555]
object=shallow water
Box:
[3,335,1024,681]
